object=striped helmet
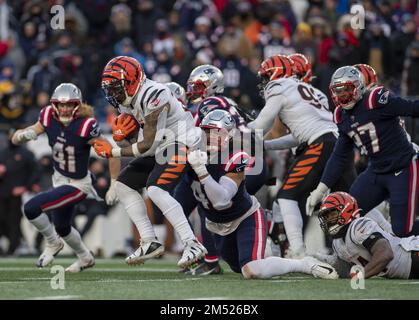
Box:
[318,192,361,238]
[354,64,378,90]
[288,53,313,83]
[101,56,146,108]
[258,55,294,95]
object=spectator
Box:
[217,21,255,62]
[114,37,147,67]
[133,0,165,49]
[26,55,60,101]
[401,41,419,96]
[256,21,295,60]
[0,131,39,255]
[152,19,175,57]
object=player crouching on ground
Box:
[186,109,338,280]
[11,83,120,272]
[318,192,419,279]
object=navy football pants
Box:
[350,157,419,237]
[24,185,86,237]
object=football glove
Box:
[112,116,138,142]
[187,149,208,178]
[105,179,118,206]
[306,182,329,216]
[17,129,38,143]
[94,140,113,158]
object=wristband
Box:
[132,143,141,157]
[111,147,122,158]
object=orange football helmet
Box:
[318,191,361,238]
[353,64,378,90]
[102,56,146,108]
[288,53,313,83]
[258,55,294,95]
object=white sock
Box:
[278,198,305,252]
[29,213,59,244]
[242,256,309,279]
[365,208,393,234]
[115,181,156,243]
[147,186,195,243]
[63,227,90,260]
[272,199,283,223]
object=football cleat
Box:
[184,259,223,276]
[36,239,64,268]
[303,256,339,280]
[125,241,165,266]
[178,239,207,268]
[65,252,95,273]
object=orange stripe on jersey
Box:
[285,177,304,184]
[295,157,319,167]
[160,172,179,179]
[289,165,313,178]
[157,178,172,185]
[282,184,297,190]
[305,143,324,156]
[165,163,186,173]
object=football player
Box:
[166,82,187,106]
[94,56,207,268]
[186,109,339,280]
[318,192,419,279]
[11,83,120,272]
[307,66,419,237]
[249,54,355,258]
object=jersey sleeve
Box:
[366,86,419,117]
[78,117,101,140]
[223,151,252,174]
[38,105,54,128]
[320,130,354,188]
[264,79,288,100]
[349,218,385,252]
[144,86,171,117]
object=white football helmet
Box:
[329,66,365,110]
[186,64,224,104]
[50,83,83,126]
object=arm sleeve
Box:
[264,134,299,150]
[247,94,287,131]
[367,87,419,117]
[201,175,239,210]
[320,131,354,188]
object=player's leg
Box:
[116,157,164,265]
[52,205,94,272]
[146,143,207,268]
[236,208,338,279]
[277,137,336,258]
[385,158,419,237]
[23,185,86,267]
[349,167,388,216]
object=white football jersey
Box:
[332,217,419,279]
[118,78,201,154]
[264,77,337,144]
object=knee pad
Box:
[23,199,42,220]
[115,181,144,207]
[54,224,71,237]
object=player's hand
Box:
[17,129,38,143]
[94,140,113,158]
[306,182,329,216]
[187,149,208,177]
[112,116,137,142]
[105,179,118,206]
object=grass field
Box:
[0,257,418,300]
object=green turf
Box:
[0,257,418,300]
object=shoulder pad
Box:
[366,86,389,111]
[39,105,54,128]
[142,83,170,115]
[223,151,252,173]
[349,217,379,245]
[264,78,293,100]
[77,117,100,139]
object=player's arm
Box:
[263,116,288,140]
[362,237,394,278]
[88,136,121,179]
[11,121,45,145]
[264,133,299,150]
[188,150,247,210]
[247,94,287,132]
[94,105,169,158]
[369,87,419,117]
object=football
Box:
[116,113,140,140]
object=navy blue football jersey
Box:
[39,105,101,179]
[189,150,253,223]
[322,87,419,187]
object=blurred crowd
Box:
[1,0,419,255]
